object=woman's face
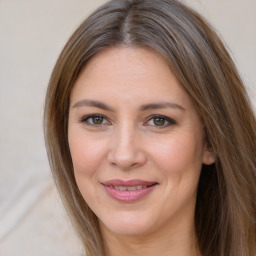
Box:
[68,47,214,237]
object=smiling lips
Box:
[102,179,158,202]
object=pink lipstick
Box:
[102,179,158,203]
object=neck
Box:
[101,212,200,256]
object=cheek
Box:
[148,132,204,176]
[68,132,109,205]
[148,133,203,212]
[68,131,107,176]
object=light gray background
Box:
[0,0,255,255]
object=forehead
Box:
[80,46,170,82]
[70,46,193,109]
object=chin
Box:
[99,212,156,236]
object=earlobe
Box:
[202,148,215,165]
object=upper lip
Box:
[102,179,158,187]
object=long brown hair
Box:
[44,0,256,255]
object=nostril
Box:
[107,149,147,169]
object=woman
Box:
[44,0,256,255]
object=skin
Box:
[68,46,214,256]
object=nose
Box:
[107,125,147,170]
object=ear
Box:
[202,144,215,165]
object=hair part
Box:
[44,0,256,255]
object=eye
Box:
[146,115,176,127]
[152,117,166,126]
[80,115,109,126]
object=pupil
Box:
[93,116,103,124]
[154,117,165,126]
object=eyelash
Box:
[80,114,177,128]
[146,115,177,128]
[80,114,110,126]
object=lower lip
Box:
[103,185,156,203]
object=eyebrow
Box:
[139,102,185,111]
[72,99,115,111]
[72,99,185,112]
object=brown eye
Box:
[92,116,104,124]
[81,115,108,125]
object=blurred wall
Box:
[0,0,255,255]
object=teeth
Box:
[112,185,147,191]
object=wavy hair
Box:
[44,0,256,255]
